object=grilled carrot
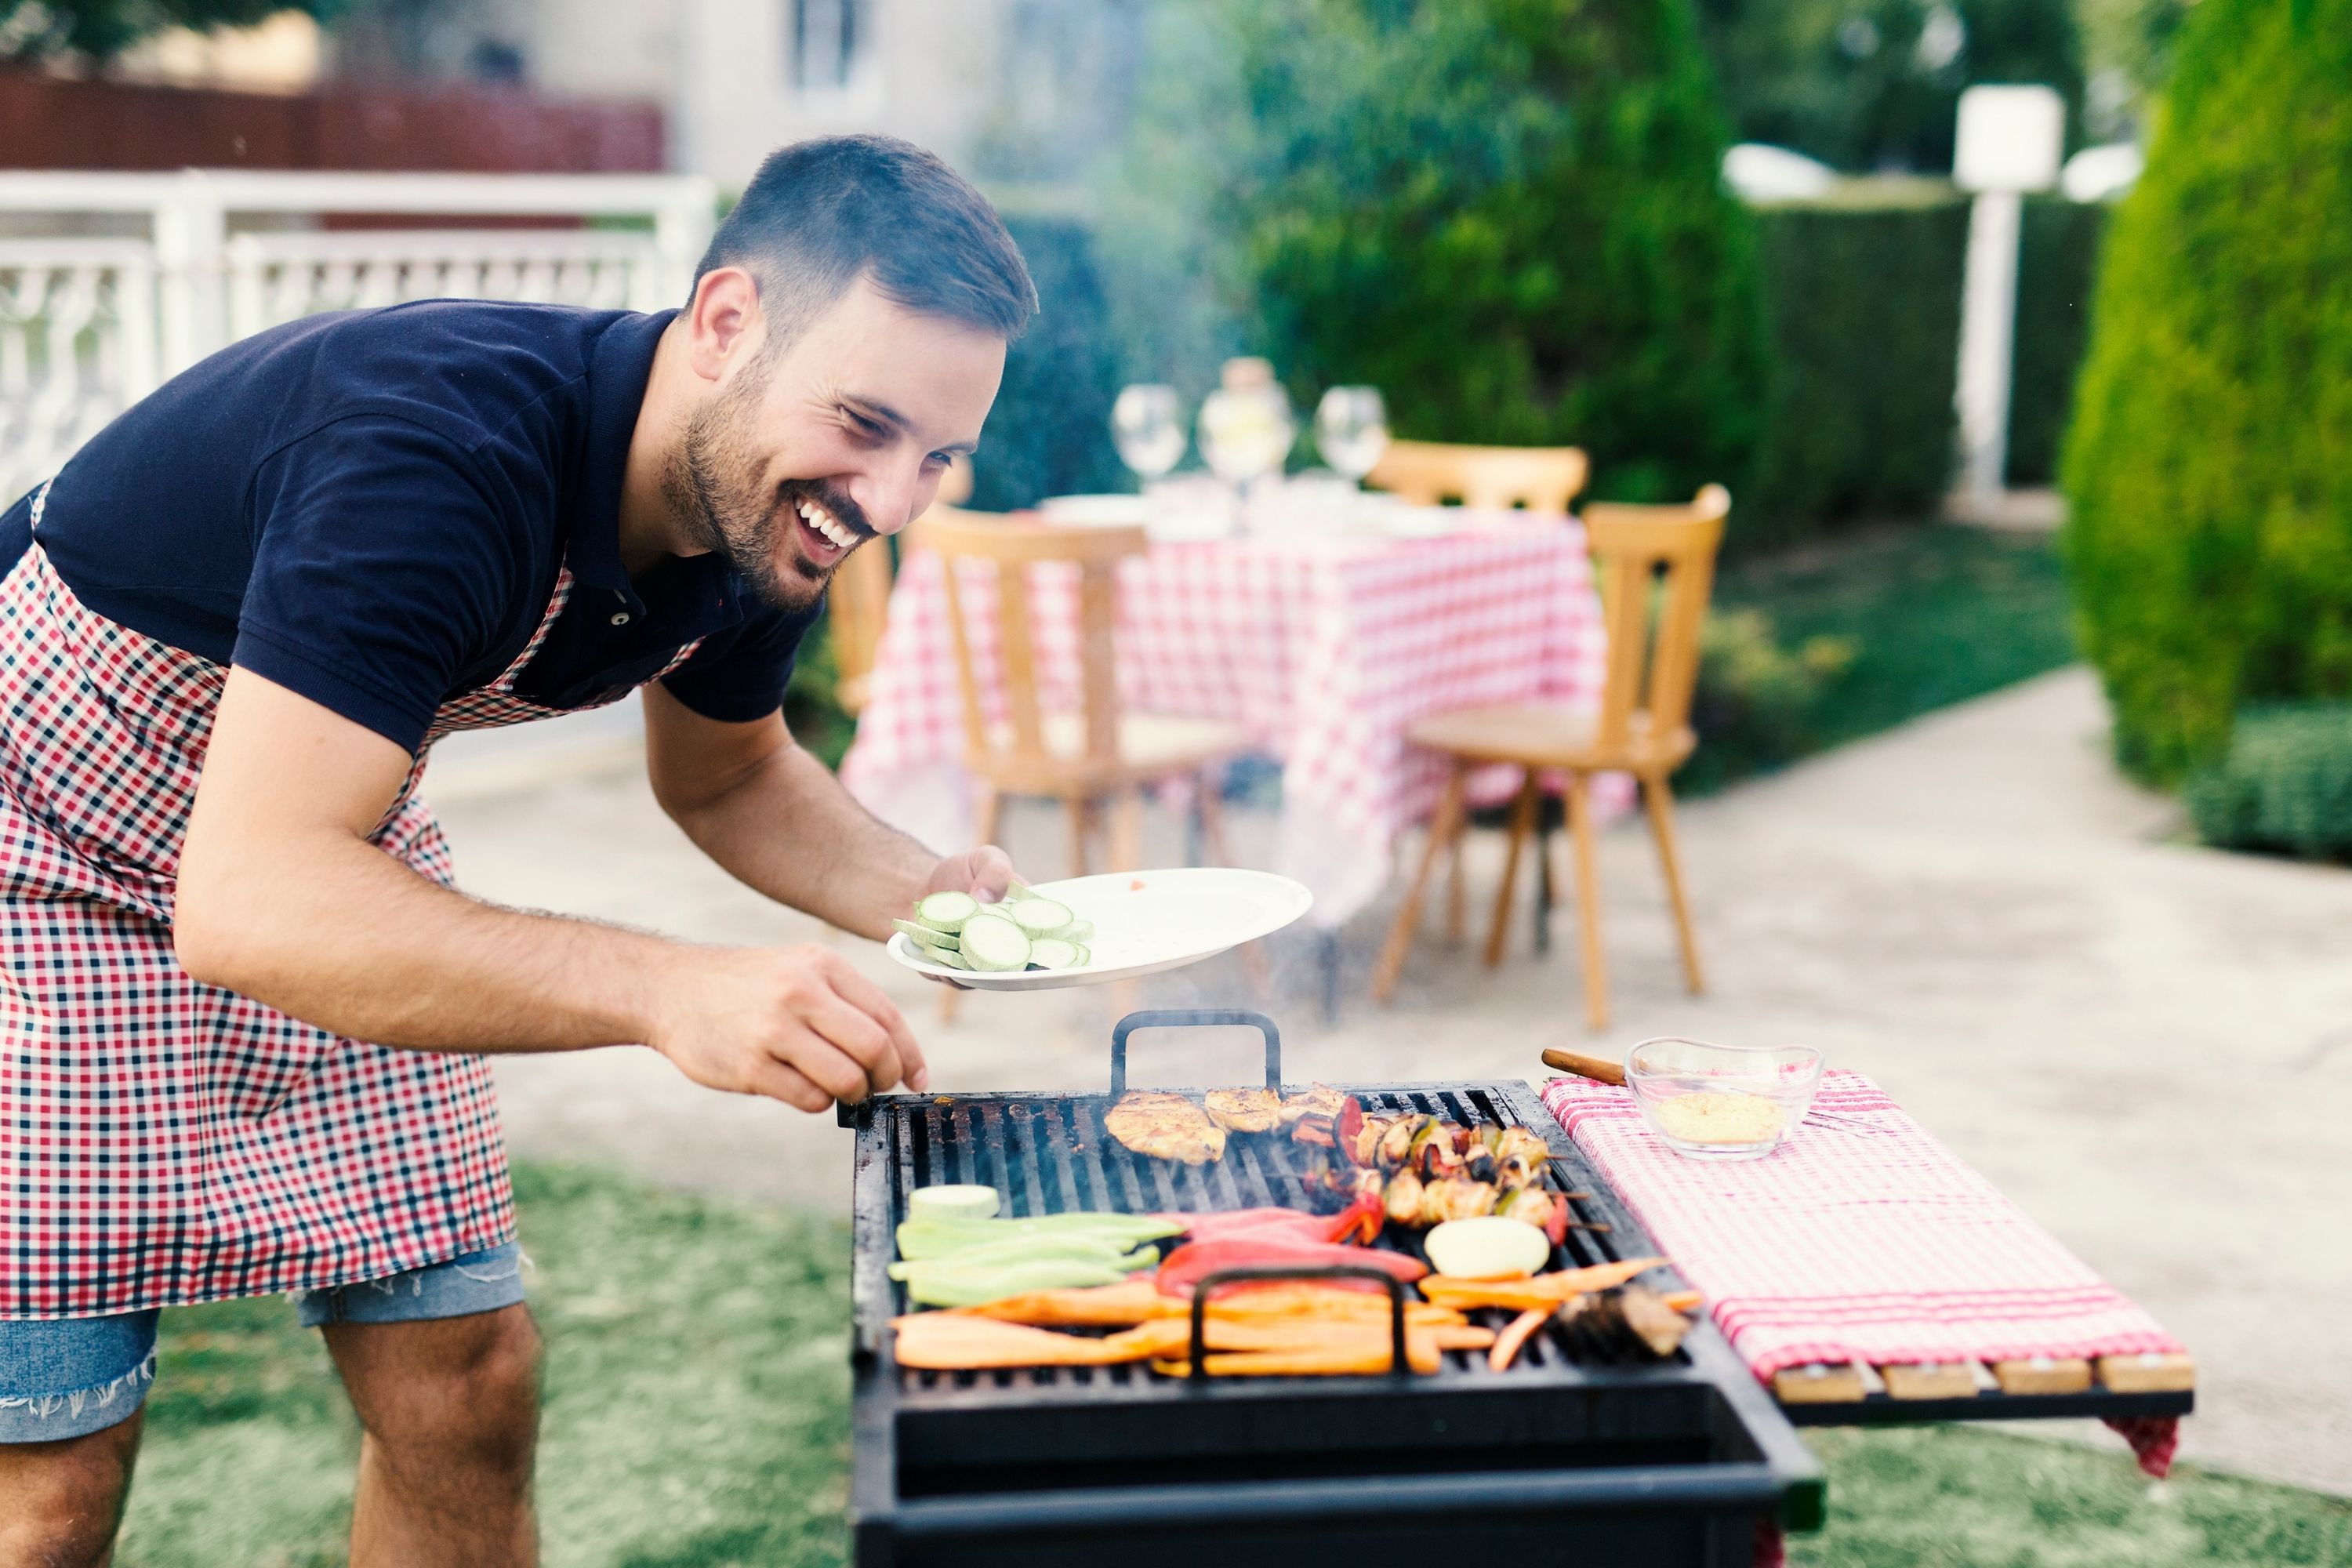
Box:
[891,1314,1164,1369]
[1488,1307,1554,1373]
[1420,1257,1666,1312]
[958,1278,1178,1327]
[1151,1338,1443,1377]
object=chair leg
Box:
[1108,788,1145,873]
[1534,821,1554,955]
[1192,773,1270,999]
[1483,772,1541,968]
[1067,795,1095,878]
[973,783,1004,855]
[1372,764,1466,1004]
[1443,814,1468,945]
[1643,775,1705,995]
[1194,773,1236,867]
[1564,773,1610,1031]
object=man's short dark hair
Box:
[693,135,1037,345]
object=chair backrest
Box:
[828,456,973,713]
[1367,439,1590,514]
[913,507,1149,775]
[1584,485,1730,751]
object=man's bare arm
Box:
[641,683,1013,942]
[176,669,926,1105]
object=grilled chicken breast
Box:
[1203,1087,1283,1135]
[1105,1091,1227,1165]
[1276,1084,1345,1125]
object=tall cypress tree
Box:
[2061,0,2352,782]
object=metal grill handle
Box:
[1109,1009,1282,1097]
[1185,1265,1411,1381]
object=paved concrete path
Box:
[435,668,2352,1495]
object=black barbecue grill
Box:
[840,1010,1826,1568]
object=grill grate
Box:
[870,1080,1659,1396]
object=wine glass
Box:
[1111,383,1188,483]
[1315,386,1389,484]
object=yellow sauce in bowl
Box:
[1653,1090,1783,1145]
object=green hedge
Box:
[2061,0,2352,782]
[2008,196,2106,488]
[1737,191,2105,548]
[1742,194,1965,549]
[2183,704,2352,861]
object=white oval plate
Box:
[1038,493,1150,528]
[886,867,1312,991]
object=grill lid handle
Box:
[1185,1265,1412,1381]
[1109,1009,1282,1097]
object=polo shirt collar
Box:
[569,307,677,596]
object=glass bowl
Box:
[1624,1037,1824,1161]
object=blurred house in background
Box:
[329,0,1143,191]
[0,1,1140,189]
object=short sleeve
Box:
[234,416,530,754]
[658,600,818,724]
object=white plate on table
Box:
[886,867,1312,991]
[1038,493,1151,528]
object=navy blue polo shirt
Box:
[0,299,813,756]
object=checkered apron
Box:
[2,481,702,1317]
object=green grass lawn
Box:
[117,1163,2350,1568]
[1683,524,2081,793]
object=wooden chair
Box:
[830,456,972,715]
[1367,439,1589,514]
[916,509,1253,883]
[1370,485,1730,1030]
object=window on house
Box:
[791,0,867,90]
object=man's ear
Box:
[685,266,764,385]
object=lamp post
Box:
[1951,84,2065,517]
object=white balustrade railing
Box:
[0,240,160,504]
[0,170,715,502]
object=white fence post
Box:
[1951,85,2066,516]
[153,172,227,378]
[652,176,717,311]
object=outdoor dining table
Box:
[839,501,1613,939]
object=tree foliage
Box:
[1,0,339,63]
[1127,0,1768,504]
[1693,0,2085,171]
[2061,0,2352,782]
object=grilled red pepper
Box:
[1154,1235,1428,1297]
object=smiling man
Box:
[0,136,1029,1565]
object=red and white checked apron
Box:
[1,481,701,1317]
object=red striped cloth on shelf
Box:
[1541,1069,2183,1478]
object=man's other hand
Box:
[650,945,927,1109]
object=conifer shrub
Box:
[2183,705,2352,862]
[2060,0,2352,782]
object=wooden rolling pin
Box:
[1541,1048,1626,1087]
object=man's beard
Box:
[662,368,873,612]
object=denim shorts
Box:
[0,1241,528,1443]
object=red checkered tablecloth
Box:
[840,517,1612,925]
[1541,1070,2186,1476]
